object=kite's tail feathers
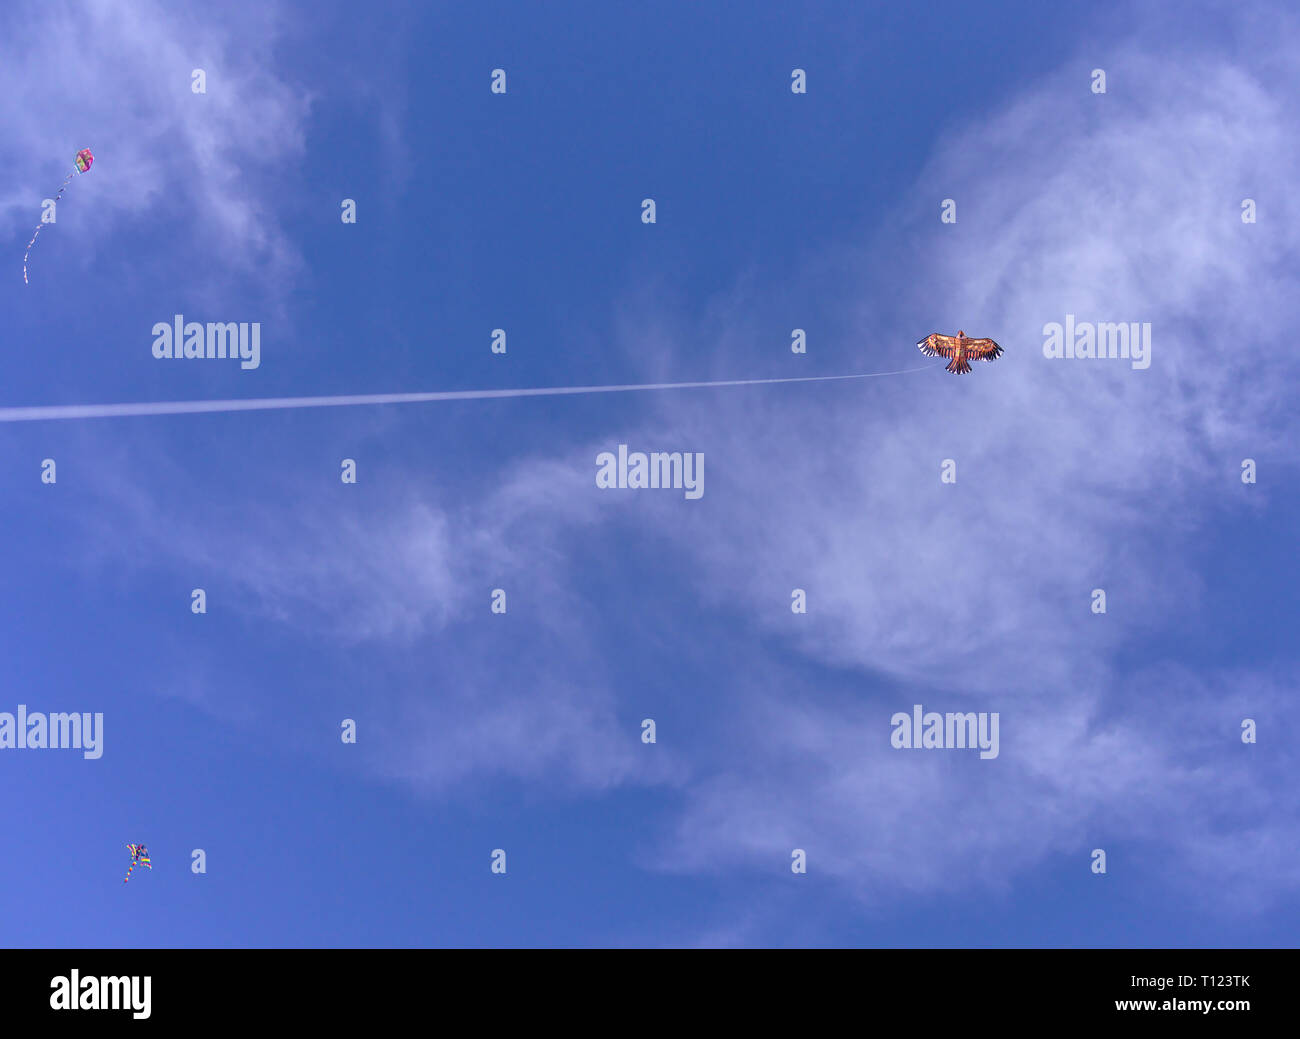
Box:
[22,228,41,284]
[946,357,972,374]
[23,169,77,285]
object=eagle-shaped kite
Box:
[917,330,1003,374]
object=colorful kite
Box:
[23,148,94,284]
[123,843,151,883]
[916,330,1004,375]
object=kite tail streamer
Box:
[123,842,150,882]
[23,170,76,285]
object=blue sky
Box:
[1,0,1297,947]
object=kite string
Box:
[23,167,78,285]
[0,361,946,423]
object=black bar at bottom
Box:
[0,948,1288,1026]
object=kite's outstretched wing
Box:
[965,338,1003,361]
[917,332,959,359]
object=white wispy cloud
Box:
[621,27,1300,911]
[73,443,685,794]
[45,3,1300,927]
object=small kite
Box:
[23,148,94,284]
[123,843,151,883]
[917,330,1004,375]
